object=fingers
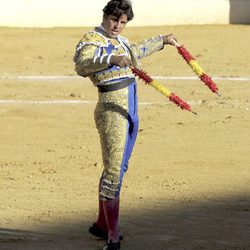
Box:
[110,55,133,68]
[126,59,133,68]
[121,56,133,68]
[171,35,180,46]
[163,33,179,46]
[170,38,180,47]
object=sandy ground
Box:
[0,25,250,250]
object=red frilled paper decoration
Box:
[132,67,196,114]
[177,45,220,96]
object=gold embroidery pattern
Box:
[130,35,164,59]
[94,88,129,200]
[81,31,108,46]
[73,29,165,200]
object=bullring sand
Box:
[0,25,249,250]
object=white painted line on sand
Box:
[0,100,96,105]
[1,75,250,81]
[0,99,203,106]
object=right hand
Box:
[163,33,179,46]
[110,55,133,68]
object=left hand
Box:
[110,55,133,68]
[163,33,179,46]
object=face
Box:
[102,14,128,38]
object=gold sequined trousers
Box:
[94,80,139,200]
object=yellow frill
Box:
[150,80,171,97]
[189,60,204,76]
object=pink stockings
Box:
[96,197,120,243]
[96,199,108,231]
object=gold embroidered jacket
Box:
[73,27,164,86]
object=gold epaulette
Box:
[80,31,109,47]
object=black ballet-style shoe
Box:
[88,223,123,241]
[89,223,108,239]
[103,240,121,250]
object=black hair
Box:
[103,0,134,21]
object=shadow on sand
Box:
[0,194,249,250]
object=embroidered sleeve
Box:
[73,32,110,77]
[130,35,164,60]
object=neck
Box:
[99,24,118,39]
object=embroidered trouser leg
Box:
[94,81,139,200]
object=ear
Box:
[103,13,108,21]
